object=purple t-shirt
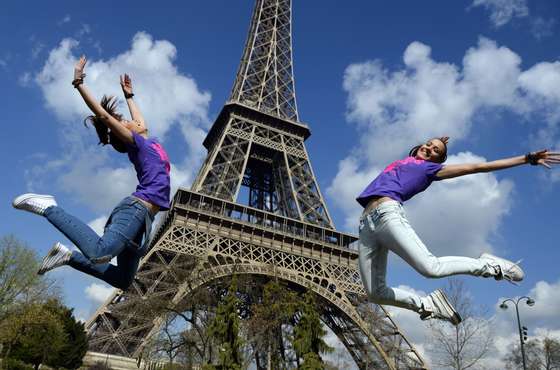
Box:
[356,157,443,208]
[127,132,171,210]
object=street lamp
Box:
[500,296,535,370]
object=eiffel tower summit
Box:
[86,1,427,369]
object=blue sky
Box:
[1,0,560,367]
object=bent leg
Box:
[382,216,487,278]
[44,206,102,259]
[68,248,140,290]
[359,217,424,312]
[44,198,147,261]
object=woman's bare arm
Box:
[120,74,147,130]
[74,56,133,144]
[436,150,560,180]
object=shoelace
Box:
[497,259,523,286]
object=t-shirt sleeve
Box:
[425,161,444,181]
[126,131,145,152]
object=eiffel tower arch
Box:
[86,1,428,369]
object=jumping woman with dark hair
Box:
[12,56,171,290]
[357,137,559,324]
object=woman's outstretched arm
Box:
[436,150,560,180]
[73,56,133,144]
[120,74,147,130]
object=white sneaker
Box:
[38,242,71,275]
[12,193,57,216]
[420,289,462,325]
[479,253,524,283]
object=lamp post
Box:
[500,296,535,370]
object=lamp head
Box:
[526,298,535,307]
[499,302,508,310]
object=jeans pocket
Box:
[107,208,145,241]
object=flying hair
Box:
[84,95,128,153]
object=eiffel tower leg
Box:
[192,116,255,201]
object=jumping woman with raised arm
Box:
[12,56,171,290]
[356,137,559,324]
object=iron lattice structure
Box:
[86,1,428,369]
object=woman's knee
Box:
[415,258,444,278]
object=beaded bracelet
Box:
[525,152,539,165]
[71,78,83,88]
[72,73,86,88]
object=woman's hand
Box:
[74,55,86,81]
[120,74,133,97]
[527,149,560,169]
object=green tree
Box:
[44,299,88,369]
[247,279,298,369]
[0,235,60,319]
[207,276,243,370]
[0,303,66,370]
[292,291,333,370]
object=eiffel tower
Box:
[85,1,427,369]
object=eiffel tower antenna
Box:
[230,0,299,121]
[85,1,428,369]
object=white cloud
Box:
[85,283,114,305]
[530,17,556,40]
[463,38,522,108]
[18,72,32,87]
[31,32,211,211]
[520,279,560,327]
[58,15,71,26]
[88,215,109,236]
[471,0,529,28]
[519,61,560,107]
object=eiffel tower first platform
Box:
[86,1,427,369]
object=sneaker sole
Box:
[434,289,462,326]
[38,242,63,275]
[12,193,56,213]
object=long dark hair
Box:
[408,137,449,163]
[84,95,127,153]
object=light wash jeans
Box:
[44,196,154,290]
[358,200,488,312]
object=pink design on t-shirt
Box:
[383,157,423,174]
[151,142,171,173]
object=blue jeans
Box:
[358,200,487,312]
[44,196,154,290]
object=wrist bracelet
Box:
[72,72,86,88]
[525,152,539,165]
[124,92,134,99]
[71,78,84,88]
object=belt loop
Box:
[367,212,374,226]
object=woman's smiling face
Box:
[415,138,446,163]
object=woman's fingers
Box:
[75,55,86,72]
